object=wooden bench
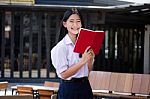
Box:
[89,71,150,99]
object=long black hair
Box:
[55,8,85,44]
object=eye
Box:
[77,19,81,23]
[77,20,81,23]
[70,20,73,23]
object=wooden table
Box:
[11,85,59,95]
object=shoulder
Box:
[51,38,66,54]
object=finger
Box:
[89,50,95,58]
[85,46,91,53]
[87,49,93,54]
[90,50,95,55]
[87,51,90,54]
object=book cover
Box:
[73,28,105,55]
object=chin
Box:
[73,33,79,35]
[69,30,79,35]
[73,31,79,35]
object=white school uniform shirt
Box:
[51,34,89,80]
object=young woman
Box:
[51,8,95,99]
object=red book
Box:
[74,28,105,55]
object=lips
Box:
[71,28,80,30]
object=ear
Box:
[63,21,67,28]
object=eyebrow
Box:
[69,19,81,20]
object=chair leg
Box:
[5,89,7,95]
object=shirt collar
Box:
[64,34,74,45]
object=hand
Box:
[87,49,95,65]
[80,46,95,65]
[87,49,95,59]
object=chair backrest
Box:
[0,95,33,99]
[37,89,54,99]
[115,73,133,93]
[109,72,119,92]
[89,71,97,90]
[89,71,111,91]
[0,81,8,95]
[96,71,111,90]
[17,86,33,95]
[109,72,134,94]
[132,74,150,95]
[44,81,59,87]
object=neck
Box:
[68,34,77,44]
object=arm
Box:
[87,49,95,72]
[61,46,93,79]
[87,59,94,72]
[60,60,85,79]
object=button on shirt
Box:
[51,34,89,80]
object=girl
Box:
[51,8,95,99]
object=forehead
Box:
[68,14,81,20]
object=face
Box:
[63,14,82,35]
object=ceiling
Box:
[108,3,150,17]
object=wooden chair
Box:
[37,89,54,99]
[132,74,150,96]
[0,81,8,95]
[109,72,119,92]
[89,71,150,99]
[90,71,112,98]
[120,74,150,99]
[89,71,111,89]
[37,81,59,99]
[95,72,133,98]
[106,73,134,98]
[16,86,34,96]
[98,71,111,90]
[115,73,133,94]
[89,71,97,90]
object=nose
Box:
[73,22,79,27]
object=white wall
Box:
[144,25,150,74]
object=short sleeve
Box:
[51,43,68,75]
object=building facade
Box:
[0,0,150,83]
